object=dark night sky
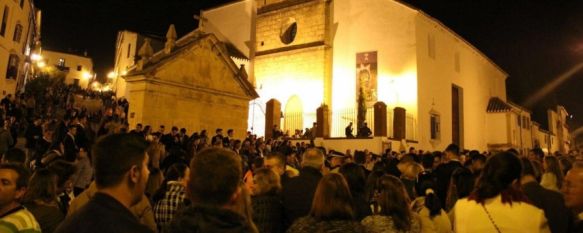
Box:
[35,0,583,137]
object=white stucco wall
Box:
[114,31,138,98]
[415,13,507,151]
[42,50,93,88]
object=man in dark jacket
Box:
[434,144,463,207]
[168,147,253,233]
[520,158,570,233]
[281,148,324,229]
[55,133,153,233]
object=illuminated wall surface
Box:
[42,50,94,89]
[249,0,509,151]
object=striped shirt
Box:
[0,206,41,233]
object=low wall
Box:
[290,137,418,154]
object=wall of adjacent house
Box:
[486,112,509,147]
[415,13,507,151]
[0,0,35,96]
[114,30,138,98]
[42,50,93,88]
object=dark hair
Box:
[354,151,366,164]
[531,148,545,160]
[189,147,242,206]
[520,158,536,177]
[0,163,30,189]
[415,172,441,217]
[47,160,76,189]
[23,168,58,204]
[92,133,149,188]
[470,152,528,204]
[339,163,366,195]
[544,156,564,189]
[421,153,434,170]
[445,144,460,156]
[470,153,486,164]
[152,163,189,204]
[377,175,413,231]
[310,173,354,221]
[3,148,26,164]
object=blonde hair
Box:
[402,162,424,180]
[253,168,281,196]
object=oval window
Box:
[280,18,297,44]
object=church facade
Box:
[216,0,507,151]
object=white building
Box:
[40,49,94,89]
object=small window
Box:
[20,0,24,8]
[77,65,82,71]
[428,34,436,59]
[430,113,441,140]
[127,43,131,58]
[517,115,522,127]
[5,54,19,79]
[0,6,9,37]
[58,58,65,67]
[13,24,22,42]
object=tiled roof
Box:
[487,97,513,113]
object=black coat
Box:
[252,194,284,233]
[434,160,463,207]
[522,181,572,233]
[54,193,154,233]
[168,204,252,233]
[281,166,322,229]
[62,134,78,162]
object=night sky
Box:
[35,0,583,142]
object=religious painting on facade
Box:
[356,51,377,106]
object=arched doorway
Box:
[284,95,303,137]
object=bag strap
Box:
[482,204,502,233]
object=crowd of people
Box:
[1,91,583,233]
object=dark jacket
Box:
[168,204,252,233]
[522,181,571,233]
[282,166,322,229]
[54,192,154,233]
[252,194,284,233]
[352,193,372,221]
[25,202,65,233]
[25,124,42,149]
[434,160,463,207]
[287,216,364,233]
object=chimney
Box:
[165,24,177,54]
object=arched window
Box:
[13,24,22,42]
[6,54,19,79]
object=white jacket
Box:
[452,195,550,233]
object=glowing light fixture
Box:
[82,71,93,80]
[37,61,46,68]
[107,71,117,79]
[31,53,42,61]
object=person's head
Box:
[227,129,234,137]
[216,128,223,135]
[92,133,150,206]
[22,168,58,204]
[309,173,354,221]
[180,128,187,135]
[251,168,281,196]
[421,153,434,170]
[302,148,325,170]
[471,151,526,204]
[1,148,26,165]
[559,157,573,176]
[529,148,545,162]
[47,160,76,193]
[415,172,442,217]
[136,123,143,131]
[562,161,583,212]
[165,163,190,186]
[188,147,242,207]
[158,125,165,133]
[544,156,564,188]
[449,167,475,200]
[329,153,345,167]
[339,163,366,195]
[67,125,77,136]
[444,144,460,160]
[469,153,487,174]
[377,175,413,231]
[0,164,30,210]
[401,162,424,180]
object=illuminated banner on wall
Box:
[356,51,378,106]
